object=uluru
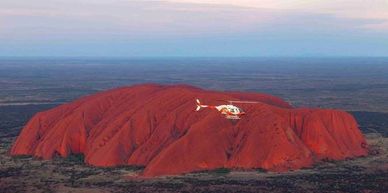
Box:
[10,84,368,177]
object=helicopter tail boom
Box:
[195,99,214,111]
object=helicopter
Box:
[195,99,259,120]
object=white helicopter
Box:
[195,99,259,120]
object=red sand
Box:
[10,84,368,177]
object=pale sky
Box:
[1,0,388,57]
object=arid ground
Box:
[1,130,387,193]
[1,58,387,192]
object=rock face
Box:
[10,84,368,177]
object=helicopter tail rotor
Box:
[195,99,209,111]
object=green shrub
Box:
[209,168,231,175]
[64,154,84,163]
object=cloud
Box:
[169,0,388,30]
[0,0,387,57]
[1,0,386,42]
[0,1,266,40]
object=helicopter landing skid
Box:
[225,115,240,120]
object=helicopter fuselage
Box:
[215,105,245,119]
[196,99,246,119]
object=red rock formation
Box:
[10,84,368,177]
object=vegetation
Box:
[208,168,231,176]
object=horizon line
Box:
[1,56,388,60]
